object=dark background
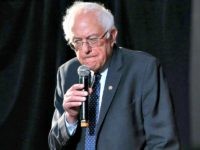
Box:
[0,0,195,149]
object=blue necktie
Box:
[85,72,101,150]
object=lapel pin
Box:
[108,85,113,90]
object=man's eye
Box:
[73,39,82,44]
[88,38,98,43]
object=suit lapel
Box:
[96,47,123,134]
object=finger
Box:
[69,84,84,91]
[64,84,88,99]
[63,101,82,109]
[88,88,93,94]
[64,95,86,103]
[66,90,88,97]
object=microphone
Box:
[77,65,91,127]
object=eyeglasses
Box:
[69,31,109,51]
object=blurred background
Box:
[0,0,199,149]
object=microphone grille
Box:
[77,65,90,76]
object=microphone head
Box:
[77,65,90,77]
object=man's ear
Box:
[110,28,118,47]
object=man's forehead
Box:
[71,19,103,36]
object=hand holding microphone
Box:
[62,65,91,127]
[62,83,88,124]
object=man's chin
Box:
[85,64,99,72]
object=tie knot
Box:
[94,72,101,82]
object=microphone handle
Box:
[79,76,89,127]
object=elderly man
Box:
[48,2,180,150]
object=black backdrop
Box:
[0,0,190,149]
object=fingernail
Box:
[84,91,88,96]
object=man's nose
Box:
[81,42,91,54]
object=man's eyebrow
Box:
[73,33,99,40]
[72,37,82,40]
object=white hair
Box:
[62,1,116,43]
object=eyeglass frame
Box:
[68,30,109,51]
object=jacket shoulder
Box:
[58,57,80,73]
[118,47,158,65]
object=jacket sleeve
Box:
[142,58,180,149]
[48,68,70,150]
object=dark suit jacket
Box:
[48,46,180,150]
